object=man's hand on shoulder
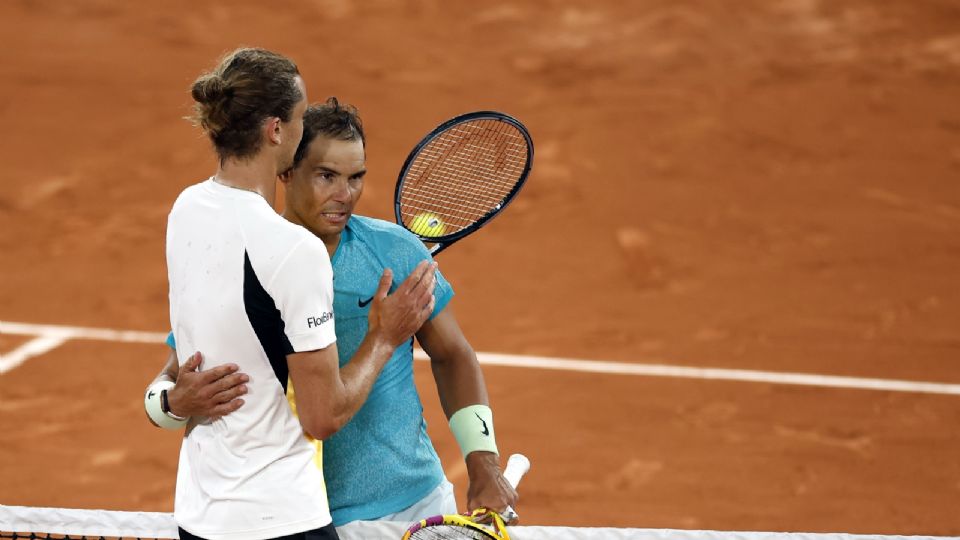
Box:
[166,351,249,419]
[367,260,438,348]
[465,451,520,520]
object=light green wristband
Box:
[449,404,498,458]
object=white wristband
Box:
[449,404,498,458]
[145,381,187,430]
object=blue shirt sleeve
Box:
[430,267,454,320]
[385,229,454,320]
[166,331,176,350]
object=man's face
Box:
[278,76,308,173]
[284,135,366,241]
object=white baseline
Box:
[2,320,959,396]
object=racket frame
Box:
[400,453,529,540]
[393,110,534,255]
[401,513,503,540]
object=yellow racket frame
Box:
[400,509,510,540]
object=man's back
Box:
[166,179,336,540]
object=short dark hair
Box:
[189,47,302,162]
[291,97,365,169]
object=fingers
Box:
[199,362,243,385]
[405,262,438,310]
[421,291,436,318]
[209,397,245,418]
[200,370,249,402]
[209,374,249,402]
[374,268,393,301]
[383,261,437,322]
[416,264,438,314]
[394,260,434,295]
[179,352,242,385]
[179,351,202,375]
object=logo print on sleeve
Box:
[307,312,334,328]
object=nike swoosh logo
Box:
[358,296,373,308]
[147,390,156,399]
[475,412,490,436]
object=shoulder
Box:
[348,215,422,248]
[168,179,211,215]
[349,215,414,239]
[246,212,330,282]
[347,216,446,293]
[267,219,327,261]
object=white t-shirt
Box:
[166,179,336,540]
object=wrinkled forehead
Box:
[302,136,366,173]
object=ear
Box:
[278,170,292,184]
[265,117,282,145]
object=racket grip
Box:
[500,453,530,524]
[502,453,530,488]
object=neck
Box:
[281,208,342,259]
[319,233,342,259]
[215,157,279,205]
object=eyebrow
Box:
[313,165,367,179]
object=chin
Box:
[310,221,347,239]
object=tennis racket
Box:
[394,111,534,256]
[400,453,531,540]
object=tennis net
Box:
[1,505,955,540]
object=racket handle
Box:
[502,453,530,488]
[500,454,530,524]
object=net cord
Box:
[3,506,958,540]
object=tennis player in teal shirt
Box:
[148,98,518,528]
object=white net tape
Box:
[1,506,955,540]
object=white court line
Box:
[419,349,960,397]
[2,320,959,396]
[0,335,71,374]
[0,321,168,343]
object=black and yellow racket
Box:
[394,111,534,256]
[400,454,531,540]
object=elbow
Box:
[300,414,348,441]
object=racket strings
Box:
[413,124,524,212]
[402,135,522,227]
[399,118,529,234]
[405,524,498,539]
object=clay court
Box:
[1,0,959,536]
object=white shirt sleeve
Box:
[266,236,337,353]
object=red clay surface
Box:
[1,0,959,535]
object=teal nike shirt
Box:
[168,215,453,525]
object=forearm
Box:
[289,333,398,439]
[152,349,178,384]
[431,346,489,418]
[146,349,248,423]
[147,350,179,386]
[328,333,397,427]
[419,308,516,513]
[418,309,500,463]
[432,342,517,513]
[291,260,437,439]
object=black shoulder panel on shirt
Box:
[243,250,294,391]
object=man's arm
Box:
[144,349,249,427]
[147,261,435,435]
[288,260,437,440]
[417,305,519,516]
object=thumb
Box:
[181,351,202,373]
[375,268,393,300]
